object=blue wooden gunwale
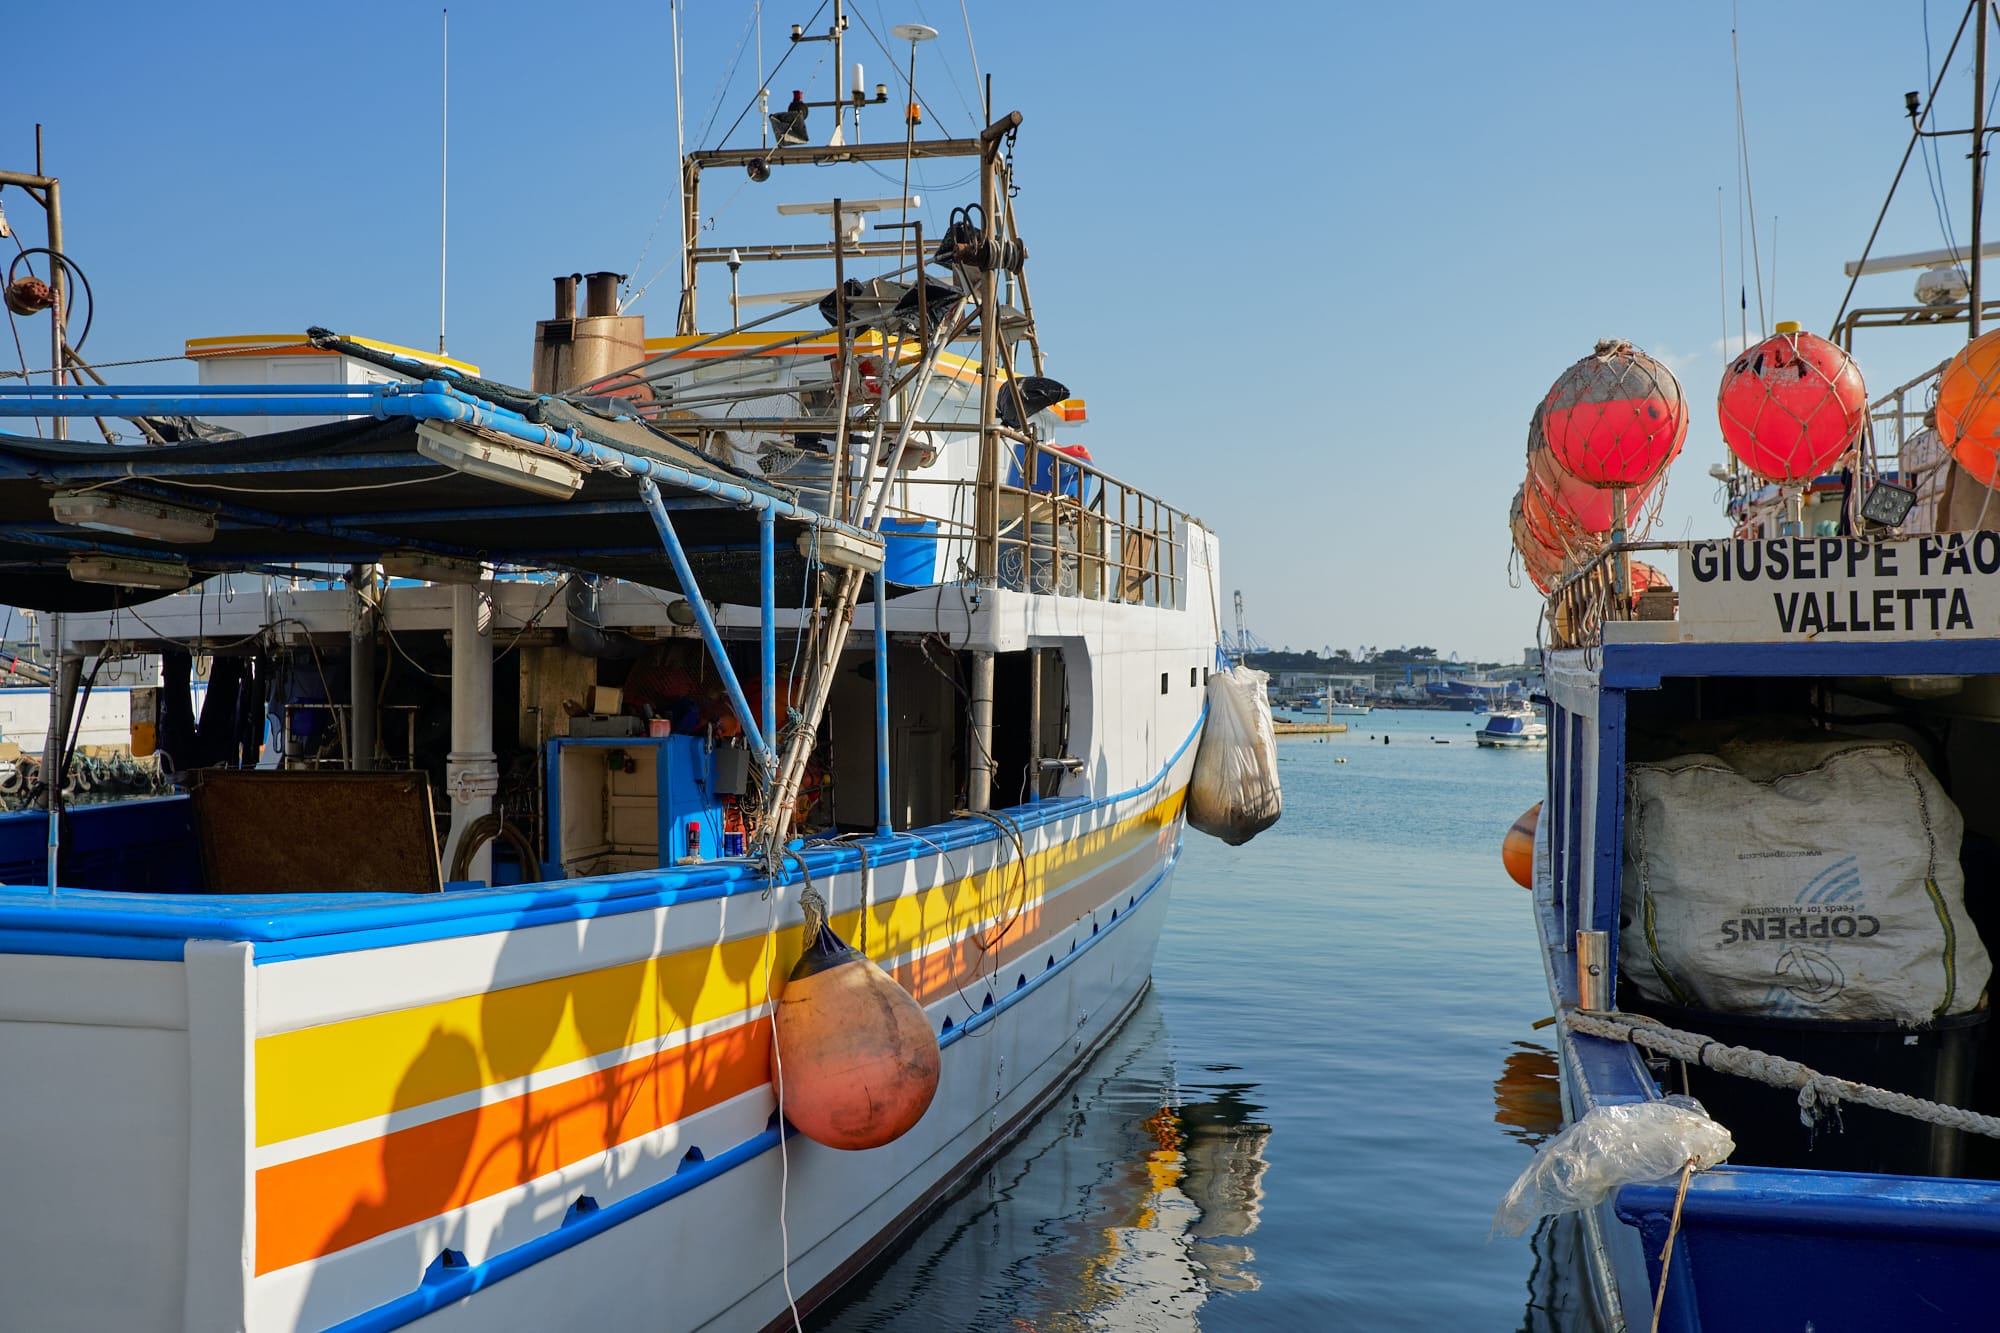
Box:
[1537,637,2000,1332]
[0,713,1202,964]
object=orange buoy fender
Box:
[771,922,941,1150]
[1503,802,1541,889]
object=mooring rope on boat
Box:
[1566,1008,2000,1139]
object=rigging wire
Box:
[710,1,828,152]
[1716,188,1730,357]
[1832,0,1975,329]
[848,9,955,135]
[1921,0,1971,276]
[692,6,766,154]
[957,0,981,103]
[1731,9,1767,338]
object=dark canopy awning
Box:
[0,380,852,611]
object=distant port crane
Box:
[1228,590,1271,663]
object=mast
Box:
[439,7,449,355]
[1974,0,1988,339]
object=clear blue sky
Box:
[2,2,1991,659]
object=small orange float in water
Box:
[771,920,940,1150]
[1503,802,1541,889]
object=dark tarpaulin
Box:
[0,387,827,611]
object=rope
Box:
[1567,1009,2000,1139]
[1649,1158,1696,1333]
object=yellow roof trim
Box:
[184,334,480,377]
[643,330,1002,386]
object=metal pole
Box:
[968,650,994,811]
[830,200,851,520]
[43,140,65,442]
[444,579,496,884]
[1576,930,1612,1011]
[759,508,777,779]
[874,573,891,835]
[1027,646,1042,802]
[41,614,67,892]
[348,564,377,771]
[1976,0,1990,339]
[636,478,772,769]
[439,7,449,355]
[1611,487,1630,616]
[975,142,1001,584]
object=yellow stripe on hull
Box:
[256,791,1182,1148]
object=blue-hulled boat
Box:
[1524,8,2000,1324]
[1475,705,1546,749]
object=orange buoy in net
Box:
[1627,560,1671,611]
[1937,327,2000,485]
[1503,802,1541,889]
[771,919,940,1151]
[1717,322,1867,483]
[1510,484,1563,594]
[1541,340,1688,489]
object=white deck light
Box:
[415,421,583,499]
[51,491,217,544]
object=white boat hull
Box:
[1475,732,1546,748]
[0,773,1190,1333]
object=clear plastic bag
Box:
[1187,665,1282,846]
[1492,1096,1734,1237]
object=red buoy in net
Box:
[1717,322,1867,483]
[1528,442,1654,539]
[771,917,939,1151]
[1541,340,1688,488]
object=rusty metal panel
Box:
[185,770,442,894]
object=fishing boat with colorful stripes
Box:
[0,6,1281,1329]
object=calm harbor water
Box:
[814,708,1585,1331]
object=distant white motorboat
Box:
[1299,690,1370,716]
[1476,706,1546,748]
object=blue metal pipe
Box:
[759,509,776,778]
[636,478,772,771]
[0,393,404,417]
[874,574,891,837]
[0,383,394,396]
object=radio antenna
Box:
[439,7,449,355]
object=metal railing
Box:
[873,440,1187,608]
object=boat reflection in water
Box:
[1492,1039,1563,1148]
[1492,1039,1611,1333]
[811,995,1271,1330]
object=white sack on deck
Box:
[1187,665,1282,846]
[1623,733,1992,1022]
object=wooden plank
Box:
[184,771,441,894]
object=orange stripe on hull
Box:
[256,810,1178,1273]
[253,1020,769,1274]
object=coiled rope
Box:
[1567,1008,2000,1139]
